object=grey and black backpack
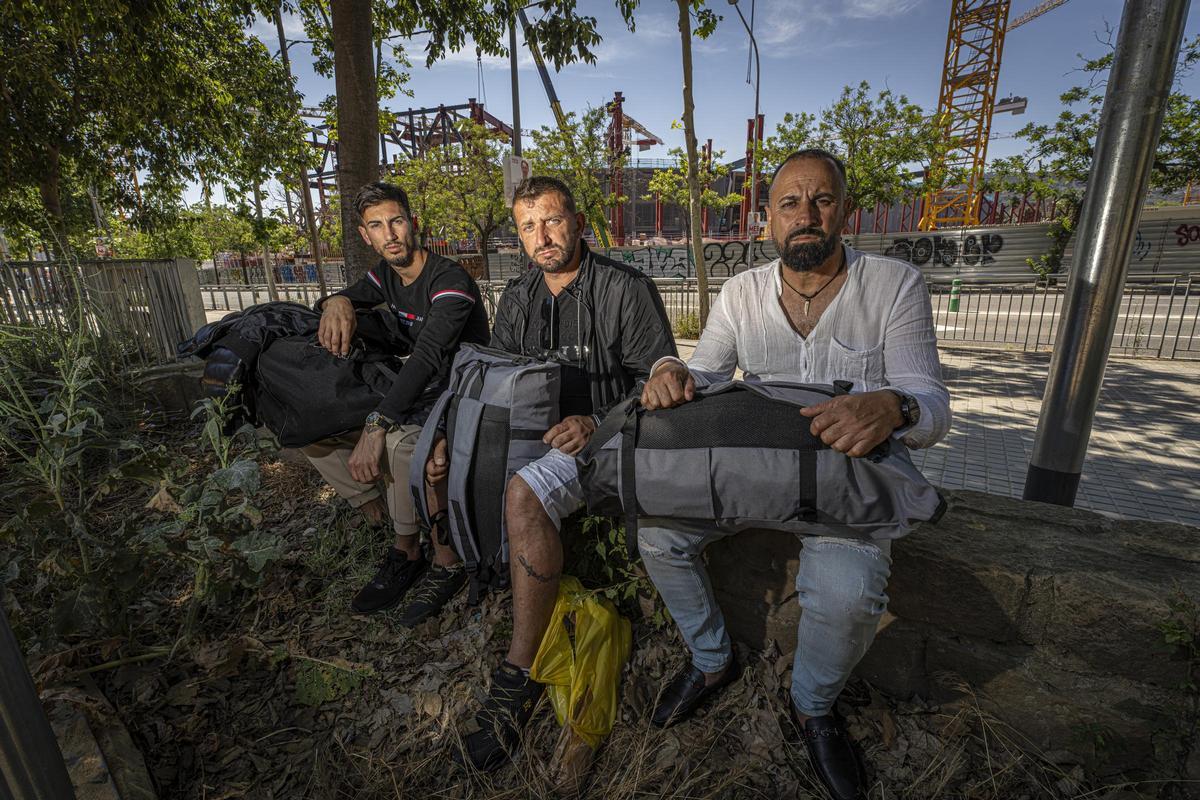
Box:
[576,379,945,554]
[410,344,562,600]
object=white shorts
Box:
[515,448,586,530]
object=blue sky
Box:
[233,0,1200,209]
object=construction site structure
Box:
[301,99,512,215]
[920,0,1011,230]
[606,91,665,245]
[922,0,1074,230]
[740,114,765,236]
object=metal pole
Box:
[509,20,521,157]
[1024,0,1189,506]
[274,5,328,297]
[0,600,78,800]
[729,0,759,269]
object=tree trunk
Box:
[676,0,709,328]
[275,3,328,297]
[254,184,280,301]
[37,151,71,259]
[476,226,492,281]
[331,0,379,285]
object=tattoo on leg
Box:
[517,554,560,584]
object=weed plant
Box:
[0,269,169,643]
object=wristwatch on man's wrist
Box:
[888,390,921,429]
[364,411,399,433]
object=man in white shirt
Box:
[639,148,950,800]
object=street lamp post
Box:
[729,0,760,269]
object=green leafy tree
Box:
[394,120,505,275]
[526,106,627,235]
[315,0,638,282]
[760,81,945,212]
[448,121,507,276]
[646,147,742,238]
[987,34,1200,276]
[0,0,312,252]
[393,149,454,248]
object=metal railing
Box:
[198,271,1200,360]
[928,274,1200,359]
[1,259,198,365]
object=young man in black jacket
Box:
[307,181,489,622]
[424,176,677,774]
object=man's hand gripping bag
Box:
[576,380,945,555]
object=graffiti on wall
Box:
[1133,231,1151,261]
[883,233,1005,268]
[1175,223,1200,247]
[606,240,778,278]
[611,247,692,278]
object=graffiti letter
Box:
[912,237,933,266]
[961,235,981,267]
[884,239,913,262]
[933,236,959,268]
[981,233,1003,265]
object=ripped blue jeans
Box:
[638,522,892,718]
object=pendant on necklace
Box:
[803,299,811,316]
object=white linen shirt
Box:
[661,245,951,448]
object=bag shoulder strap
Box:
[409,387,455,529]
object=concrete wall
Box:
[707,489,1200,780]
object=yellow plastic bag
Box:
[529,575,632,750]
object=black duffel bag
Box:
[577,380,945,556]
[252,336,404,448]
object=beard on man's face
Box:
[379,231,417,268]
[777,226,839,272]
[533,236,579,274]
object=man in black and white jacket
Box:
[424,176,677,774]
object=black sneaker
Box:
[455,661,545,773]
[350,548,427,613]
[396,563,468,627]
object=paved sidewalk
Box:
[676,342,1200,527]
[926,347,1200,527]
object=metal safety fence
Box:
[198,272,1200,360]
[2,259,200,365]
[928,274,1200,359]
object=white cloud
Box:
[628,12,678,41]
[729,0,926,54]
[245,10,307,50]
[416,34,536,71]
[842,0,923,19]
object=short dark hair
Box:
[354,181,412,223]
[511,176,578,216]
[769,148,849,197]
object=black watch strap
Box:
[365,411,399,432]
[888,390,919,429]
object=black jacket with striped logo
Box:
[320,253,490,422]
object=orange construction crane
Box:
[921,0,1072,230]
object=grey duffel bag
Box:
[575,379,945,553]
[409,344,562,599]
